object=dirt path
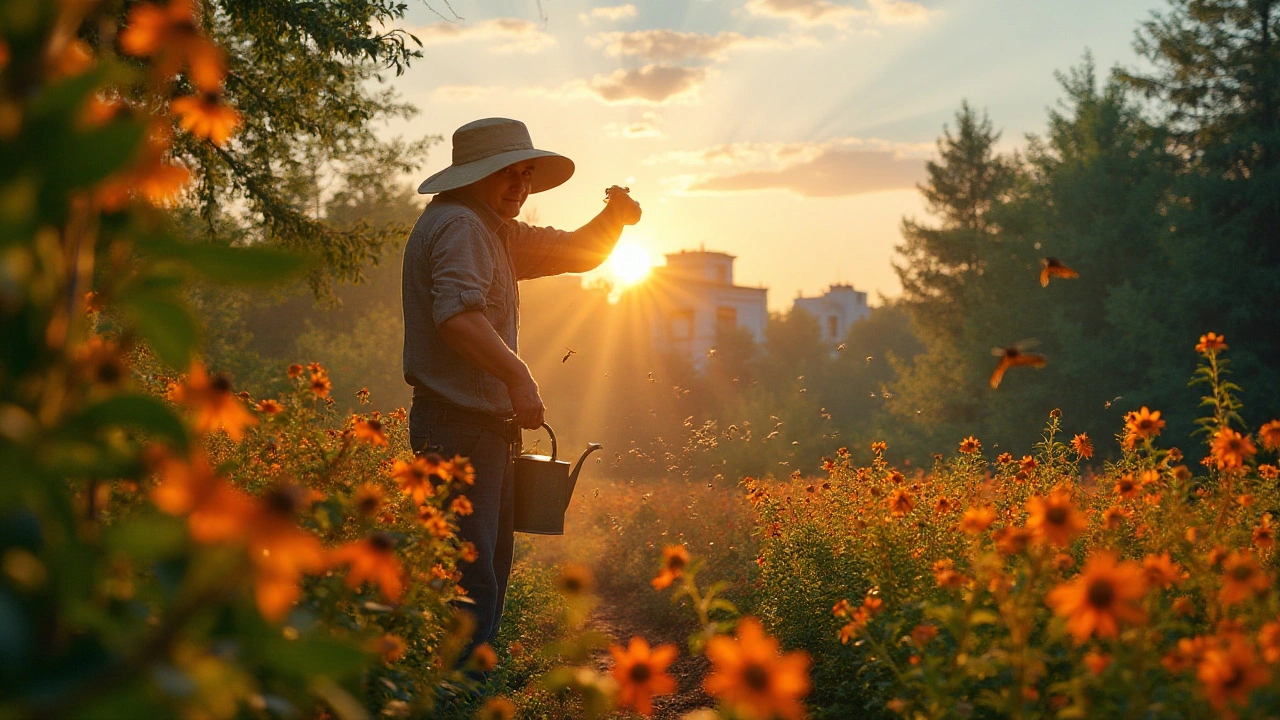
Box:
[588,589,714,719]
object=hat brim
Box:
[417,148,575,195]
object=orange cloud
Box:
[744,0,931,27]
[582,64,714,104]
[590,29,772,62]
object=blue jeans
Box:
[409,400,516,651]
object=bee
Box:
[837,343,847,351]
[990,342,1048,389]
[1039,257,1079,287]
[866,356,873,364]
[1105,396,1123,409]
[647,372,656,383]
[561,347,577,363]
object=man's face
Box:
[463,161,535,219]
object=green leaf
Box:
[58,119,148,189]
[256,635,367,677]
[181,243,310,285]
[75,394,188,450]
[105,514,187,560]
[969,610,999,626]
[118,292,199,368]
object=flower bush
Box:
[750,339,1280,718]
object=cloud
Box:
[744,0,863,25]
[547,64,713,104]
[604,113,663,138]
[579,4,638,23]
[868,0,931,24]
[411,18,554,53]
[657,138,928,197]
[430,84,498,102]
[743,0,931,27]
[589,29,771,62]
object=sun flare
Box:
[606,242,653,287]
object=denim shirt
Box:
[402,192,576,415]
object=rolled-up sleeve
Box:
[428,218,494,327]
[511,220,578,280]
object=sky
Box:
[382,0,1167,310]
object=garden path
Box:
[588,588,713,719]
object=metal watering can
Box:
[514,423,602,535]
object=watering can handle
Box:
[533,422,558,460]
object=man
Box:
[402,117,641,656]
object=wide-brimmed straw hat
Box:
[417,118,575,195]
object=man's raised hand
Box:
[604,185,642,226]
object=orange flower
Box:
[934,496,954,514]
[1195,332,1228,354]
[166,362,258,440]
[888,488,915,516]
[1071,433,1094,459]
[150,449,255,543]
[959,506,996,534]
[1254,514,1275,549]
[255,398,284,415]
[390,457,439,504]
[450,496,474,516]
[352,418,388,446]
[1219,550,1270,606]
[933,559,965,589]
[373,634,406,663]
[1260,464,1279,480]
[996,452,1014,465]
[476,697,516,720]
[958,436,981,455]
[1084,651,1112,675]
[329,532,404,602]
[556,563,593,597]
[1259,420,1280,451]
[909,624,938,646]
[1114,474,1139,500]
[1046,551,1148,644]
[1197,635,1269,711]
[993,527,1030,555]
[286,363,304,378]
[610,637,678,716]
[309,369,332,398]
[170,91,241,146]
[1101,506,1131,530]
[1260,620,1280,663]
[652,545,690,590]
[470,643,498,671]
[1125,407,1165,442]
[75,336,129,388]
[353,483,383,517]
[416,507,452,539]
[246,486,326,620]
[1211,427,1257,470]
[119,0,227,90]
[1142,553,1185,589]
[871,440,887,454]
[0,40,8,70]
[1026,489,1087,547]
[356,387,370,404]
[704,617,810,720]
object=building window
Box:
[670,309,694,340]
[827,316,839,339]
[716,306,737,334]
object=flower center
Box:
[629,662,652,683]
[1230,564,1255,582]
[743,662,769,691]
[1046,506,1068,525]
[370,532,394,553]
[1086,578,1115,609]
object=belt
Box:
[413,399,521,445]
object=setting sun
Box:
[606,241,653,287]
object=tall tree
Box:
[1120,0,1280,423]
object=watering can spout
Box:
[566,442,603,502]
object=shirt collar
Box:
[438,191,513,237]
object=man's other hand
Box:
[508,380,546,429]
[604,185,642,226]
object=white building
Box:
[792,283,869,343]
[622,249,767,367]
